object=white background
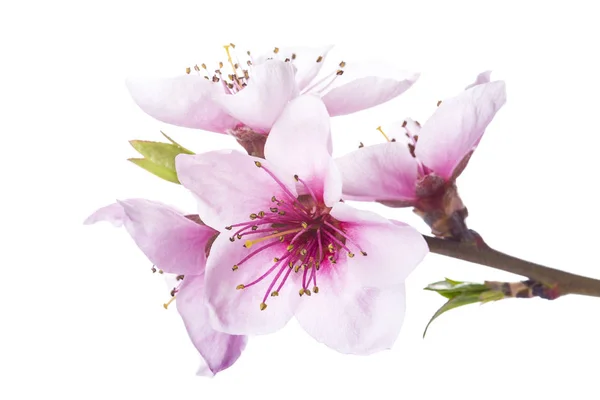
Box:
[2,1,600,399]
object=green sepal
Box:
[128,158,180,184]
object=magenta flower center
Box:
[226,161,366,310]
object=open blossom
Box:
[84,199,247,376]
[126,44,419,156]
[335,74,506,237]
[175,95,428,354]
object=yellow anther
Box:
[327,243,335,253]
[278,211,286,216]
[185,67,191,74]
[336,70,344,76]
[294,174,299,181]
[225,225,233,230]
[163,296,176,310]
[273,47,279,54]
[158,269,164,274]
[300,248,307,256]
[251,225,258,231]
[250,213,258,220]
[305,289,312,296]
[232,265,238,271]
[219,62,224,69]
[286,244,295,252]
[361,251,368,256]
[294,265,302,273]
[291,53,297,60]
[273,257,280,262]
[301,221,308,229]
[244,228,302,249]
[299,288,305,296]
[229,43,236,48]
[236,284,245,290]
[316,55,323,62]
[348,252,355,258]
[376,126,391,142]
[339,61,346,68]
[255,161,262,167]
[194,65,200,71]
[313,286,319,293]
[271,196,277,202]
[260,302,268,310]
[437,100,442,107]
[271,291,279,297]
[258,211,265,218]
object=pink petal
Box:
[175,275,247,376]
[84,202,126,227]
[175,150,297,232]
[330,202,428,287]
[126,76,239,133]
[465,70,492,90]
[295,284,406,354]
[85,199,216,276]
[415,81,507,180]
[335,142,419,202]
[203,234,299,335]
[214,60,298,132]
[264,95,341,206]
[320,64,419,116]
[256,45,334,90]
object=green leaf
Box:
[160,131,194,154]
[423,278,505,337]
[128,158,180,184]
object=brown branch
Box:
[424,232,600,298]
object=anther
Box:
[339,61,346,68]
[271,196,277,202]
[359,142,364,148]
[273,47,279,54]
[176,275,185,281]
[278,211,286,216]
[336,70,344,75]
[194,65,200,71]
[252,225,258,231]
[236,284,245,290]
[151,266,157,273]
[316,55,323,62]
[260,302,268,310]
[170,288,177,297]
[270,291,279,297]
[291,53,297,60]
[437,100,442,106]
[288,261,294,268]
[247,50,251,55]
[279,236,285,242]
[229,237,235,242]
[273,257,280,262]
[361,251,368,256]
[219,62,224,68]
[286,244,294,251]
[300,248,308,256]
[348,252,355,258]
[270,207,278,212]
[327,243,335,253]
[284,58,290,62]
[328,255,337,264]
[313,286,319,293]
[295,265,302,273]
[237,234,242,239]
[258,211,265,218]
[232,265,239,271]
[301,222,308,229]
[158,269,164,274]
[299,288,305,296]
[305,289,312,296]
[185,67,191,74]
[402,120,407,128]
[294,174,299,181]
[250,213,258,220]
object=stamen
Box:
[244,228,302,248]
[294,174,318,202]
[234,240,280,268]
[376,126,391,142]
[163,296,176,310]
[323,220,367,255]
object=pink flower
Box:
[175,96,428,354]
[336,75,506,206]
[126,44,419,153]
[84,199,247,376]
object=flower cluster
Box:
[86,45,506,376]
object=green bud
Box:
[128,132,194,184]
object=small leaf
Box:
[160,131,194,154]
[128,158,180,184]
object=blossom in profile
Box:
[84,199,247,376]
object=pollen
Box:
[301,221,308,229]
[236,284,245,290]
[232,265,239,271]
[260,302,268,310]
[255,161,262,168]
[271,291,279,297]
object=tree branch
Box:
[424,232,600,298]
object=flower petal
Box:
[255,45,334,90]
[204,234,299,335]
[264,95,340,205]
[295,284,406,355]
[214,60,298,133]
[335,142,419,202]
[319,64,419,116]
[126,76,239,133]
[85,199,216,276]
[465,70,492,90]
[415,81,507,180]
[330,202,428,287]
[176,150,297,232]
[175,275,247,376]
[84,202,126,227]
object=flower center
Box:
[226,161,366,310]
